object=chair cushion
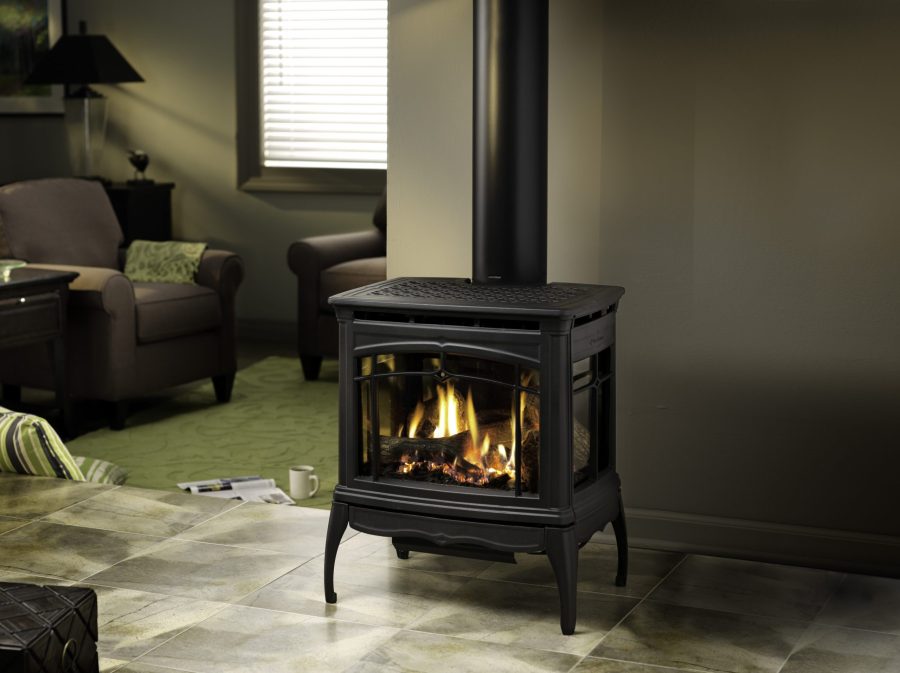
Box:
[124,240,207,284]
[319,256,386,311]
[134,282,221,344]
[0,407,85,480]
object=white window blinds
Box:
[260,0,388,170]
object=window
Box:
[236,0,387,193]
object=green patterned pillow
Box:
[0,407,85,480]
[124,240,207,284]
[73,455,129,485]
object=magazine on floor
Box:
[177,476,294,505]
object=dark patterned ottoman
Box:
[0,583,98,673]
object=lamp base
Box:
[64,94,108,178]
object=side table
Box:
[104,182,175,244]
[0,267,79,437]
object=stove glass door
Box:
[357,352,540,495]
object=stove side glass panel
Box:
[573,348,612,488]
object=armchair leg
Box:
[213,373,235,403]
[300,356,322,381]
[111,400,128,431]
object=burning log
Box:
[380,379,553,491]
[574,420,590,472]
[379,424,519,489]
[521,429,540,489]
[379,434,467,462]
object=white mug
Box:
[289,465,320,500]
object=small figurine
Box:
[127,149,152,184]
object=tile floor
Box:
[1,473,898,673]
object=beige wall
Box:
[388,0,900,564]
[387,0,472,279]
[1,0,380,329]
[387,0,605,283]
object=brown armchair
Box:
[0,178,243,429]
[287,193,386,380]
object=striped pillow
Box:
[73,455,128,485]
[0,407,85,480]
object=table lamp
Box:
[25,21,143,179]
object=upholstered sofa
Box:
[0,178,244,429]
[286,192,386,380]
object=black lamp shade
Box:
[25,33,143,87]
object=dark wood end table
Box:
[0,267,79,437]
[104,181,175,245]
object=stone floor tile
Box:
[0,521,165,581]
[0,570,73,585]
[3,474,893,673]
[45,486,242,537]
[174,500,348,554]
[590,600,808,673]
[84,538,310,602]
[338,533,494,577]
[408,576,639,656]
[89,585,229,661]
[240,554,468,628]
[649,554,843,621]
[0,517,27,534]
[0,474,111,519]
[572,658,696,673]
[814,574,900,635]
[780,625,900,673]
[108,663,182,673]
[100,657,130,672]
[477,543,683,598]
[345,629,581,673]
[139,605,397,673]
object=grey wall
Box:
[389,0,900,571]
[1,0,380,331]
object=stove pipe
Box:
[472,0,548,285]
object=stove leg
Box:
[612,494,628,587]
[547,527,578,635]
[324,502,349,604]
[394,546,410,560]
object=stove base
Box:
[323,493,628,635]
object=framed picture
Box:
[0,0,64,114]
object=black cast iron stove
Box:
[323,0,627,635]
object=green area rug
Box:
[67,357,338,509]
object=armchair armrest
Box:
[287,229,385,361]
[287,229,386,280]
[26,263,138,380]
[26,263,134,316]
[195,249,245,297]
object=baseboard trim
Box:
[593,507,900,578]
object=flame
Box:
[433,381,461,438]
[407,401,425,438]
[499,443,515,471]
[393,379,531,488]
[467,389,479,446]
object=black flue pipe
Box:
[472,0,548,285]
